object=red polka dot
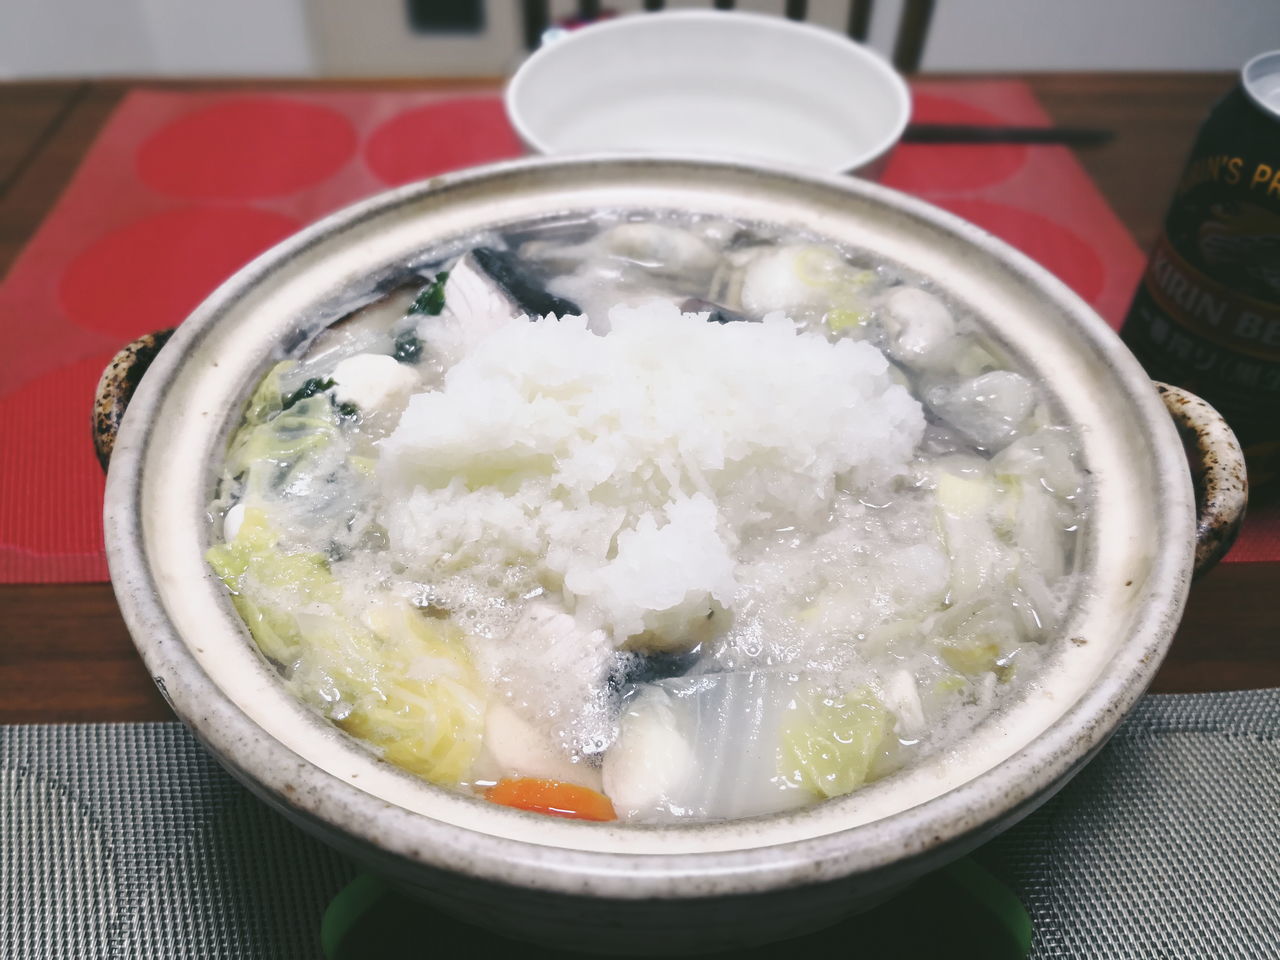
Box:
[60,207,302,341]
[138,98,357,200]
[364,98,524,186]
[882,94,1029,194]
[0,353,115,556]
[938,199,1106,304]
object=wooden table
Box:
[1,75,1276,725]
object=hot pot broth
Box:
[206,211,1085,823]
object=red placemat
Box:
[0,82,1271,583]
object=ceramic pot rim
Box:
[104,154,1193,899]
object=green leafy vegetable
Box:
[341,602,486,783]
[824,308,868,333]
[224,393,339,497]
[792,248,874,318]
[282,377,335,411]
[206,508,486,785]
[778,686,889,799]
[939,637,1003,676]
[206,506,340,663]
[930,598,1020,678]
[392,330,423,364]
[242,361,288,425]
[408,271,449,316]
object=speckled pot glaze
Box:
[102,156,1240,955]
[92,329,173,470]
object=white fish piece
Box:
[423,249,583,365]
[483,701,603,791]
[445,250,527,325]
[330,353,419,415]
[539,223,721,328]
[421,252,526,368]
[523,223,719,277]
[881,287,957,369]
[598,222,720,274]
[925,370,1035,450]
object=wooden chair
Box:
[520,0,936,73]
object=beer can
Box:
[1120,50,1280,486]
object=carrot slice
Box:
[485,777,617,822]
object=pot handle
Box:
[1155,382,1248,578]
[93,329,174,472]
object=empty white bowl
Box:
[505,10,911,176]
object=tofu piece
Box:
[330,353,418,414]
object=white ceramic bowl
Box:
[505,11,911,176]
[101,156,1244,955]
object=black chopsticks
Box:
[903,124,1114,146]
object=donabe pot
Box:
[101,156,1245,955]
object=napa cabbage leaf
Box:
[778,686,890,800]
[207,508,485,785]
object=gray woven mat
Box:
[2,688,1278,959]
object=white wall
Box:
[0,0,314,78]
[0,0,154,78]
[137,0,314,76]
[917,0,1280,72]
[1,0,1277,79]
[309,0,523,77]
